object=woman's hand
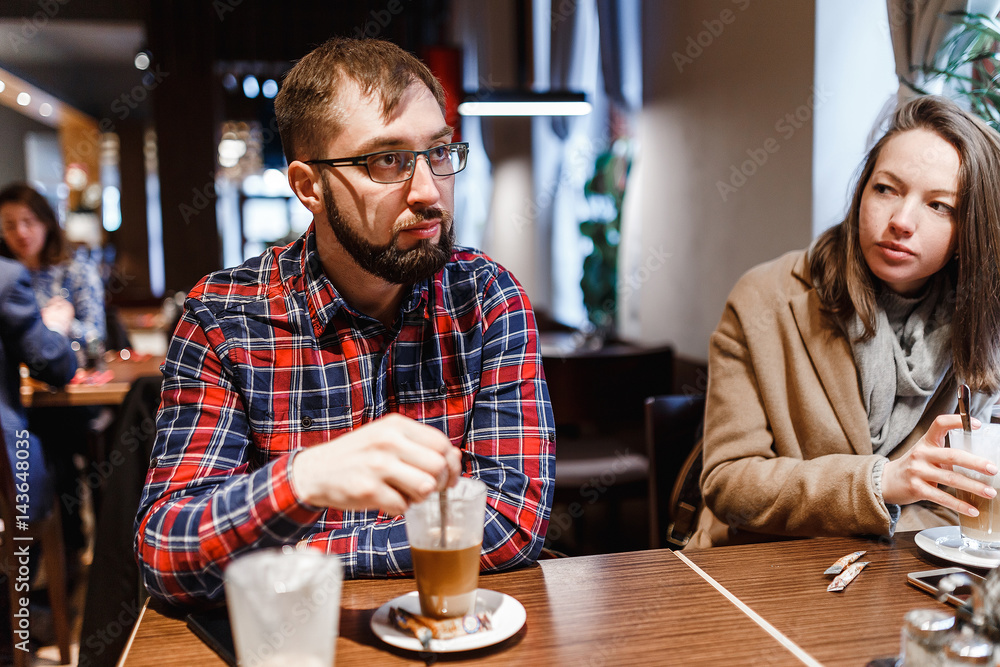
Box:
[289,413,463,516]
[40,295,74,338]
[882,414,998,516]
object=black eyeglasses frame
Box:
[303,142,469,184]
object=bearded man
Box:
[135,37,555,606]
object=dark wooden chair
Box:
[644,394,706,549]
[0,415,71,667]
[542,342,673,552]
[78,375,163,667]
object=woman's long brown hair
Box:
[810,95,1000,394]
[0,182,66,267]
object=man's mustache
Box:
[393,209,453,236]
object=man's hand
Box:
[289,413,462,516]
[882,414,998,516]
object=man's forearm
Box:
[136,453,322,605]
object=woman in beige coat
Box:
[693,95,1000,549]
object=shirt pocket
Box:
[247,402,353,464]
[395,373,477,444]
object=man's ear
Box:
[288,161,324,215]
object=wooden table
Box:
[20,354,163,408]
[119,532,963,666]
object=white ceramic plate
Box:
[370,589,525,653]
[914,526,1000,569]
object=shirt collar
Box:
[288,224,431,337]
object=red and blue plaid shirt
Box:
[135,226,555,605]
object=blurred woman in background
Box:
[0,182,105,351]
[0,182,107,561]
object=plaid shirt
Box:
[135,226,555,605]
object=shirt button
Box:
[150,457,158,467]
[301,415,313,428]
[438,385,447,395]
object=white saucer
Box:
[915,526,1000,569]
[370,589,525,653]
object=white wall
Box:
[625,0,816,359]
[812,0,898,235]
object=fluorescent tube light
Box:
[458,90,591,117]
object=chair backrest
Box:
[644,394,705,549]
[544,344,674,435]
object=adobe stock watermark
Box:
[61,416,156,517]
[10,428,34,655]
[178,117,278,224]
[618,244,670,298]
[672,0,752,73]
[545,448,642,543]
[61,68,171,174]
[105,263,138,297]
[511,129,612,235]
[351,0,416,39]
[877,0,922,42]
[106,66,170,122]
[550,0,579,30]
[76,599,143,666]
[2,0,70,53]
[213,0,245,20]
[178,169,222,224]
[716,85,832,202]
[570,242,670,336]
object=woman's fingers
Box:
[923,465,997,500]
[924,413,981,445]
[908,439,998,514]
[922,444,999,477]
[924,483,982,517]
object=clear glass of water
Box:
[224,547,343,667]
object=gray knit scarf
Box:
[846,274,988,456]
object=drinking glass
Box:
[224,547,342,667]
[405,477,487,618]
[950,425,1000,551]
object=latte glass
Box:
[950,425,1000,551]
[405,477,487,618]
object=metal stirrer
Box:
[959,384,973,434]
[438,489,448,549]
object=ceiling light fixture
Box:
[134,50,151,71]
[458,90,591,117]
[242,75,260,99]
[458,0,590,117]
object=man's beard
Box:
[321,180,454,285]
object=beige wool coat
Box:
[690,249,960,549]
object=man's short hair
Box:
[274,37,447,164]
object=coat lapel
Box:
[787,258,872,455]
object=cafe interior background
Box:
[0,0,935,661]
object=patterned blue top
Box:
[28,256,105,346]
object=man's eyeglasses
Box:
[304,142,469,184]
